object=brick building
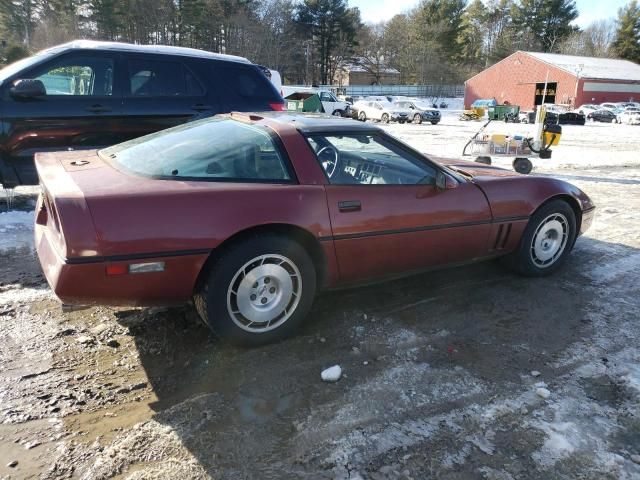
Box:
[464,51,640,110]
[335,62,400,86]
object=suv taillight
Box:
[269,102,285,111]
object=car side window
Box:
[320,92,332,101]
[30,56,113,96]
[308,133,437,186]
[127,59,204,97]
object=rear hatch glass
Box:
[99,118,293,182]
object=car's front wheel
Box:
[413,114,422,124]
[358,111,367,122]
[381,113,390,123]
[194,235,317,346]
[502,199,577,277]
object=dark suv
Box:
[0,40,285,187]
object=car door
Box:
[306,132,493,282]
[1,50,122,185]
[119,54,213,141]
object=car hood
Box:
[418,108,440,114]
[435,157,522,180]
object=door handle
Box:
[191,104,212,112]
[86,104,111,113]
[338,200,361,212]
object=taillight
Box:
[35,197,48,226]
[269,102,285,111]
[106,262,165,276]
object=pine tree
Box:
[295,0,361,84]
[612,0,640,63]
[511,0,578,52]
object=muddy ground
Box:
[1,118,639,480]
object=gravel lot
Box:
[1,110,639,479]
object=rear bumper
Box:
[36,219,210,307]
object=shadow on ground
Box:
[114,235,637,479]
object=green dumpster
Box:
[284,92,323,113]
[487,105,520,120]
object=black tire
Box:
[475,156,492,165]
[513,157,533,174]
[358,111,366,122]
[194,235,317,346]
[332,109,343,117]
[381,113,390,123]
[431,121,438,125]
[413,114,422,124]
[501,199,577,277]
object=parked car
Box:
[616,108,640,125]
[393,99,441,124]
[0,40,285,188]
[587,109,616,123]
[471,98,498,108]
[599,102,618,111]
[352,100,412,123]
[35,112,595,345]
[545,111,586,125]
[574,104,598,115]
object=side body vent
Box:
[493,223,512,251]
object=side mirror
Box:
[436,171,457,190]
[10,79,46,99]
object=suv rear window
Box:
[213,64,280,101]
[100,118,292,182]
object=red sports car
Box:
[35,113,595,345]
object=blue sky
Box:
[350,0,631,27]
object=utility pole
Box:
[573,64,584,108]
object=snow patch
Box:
[532,421,577,467]
[0,210,34,252]
[588,252,640,284]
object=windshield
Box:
[0,50,56,86]
[100,118,292,182]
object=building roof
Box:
[524,51,640,81]
[341,57,400,75]
[41,40,250,64]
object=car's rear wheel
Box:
[413,114,422,124]
[358,111,366,122]
[194,235,317,346]
[381,113,390,123]
[501,199,576,277]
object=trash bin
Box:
[487,105,520,121]
[284,92,323,113]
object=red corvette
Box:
[35,113,595,345]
